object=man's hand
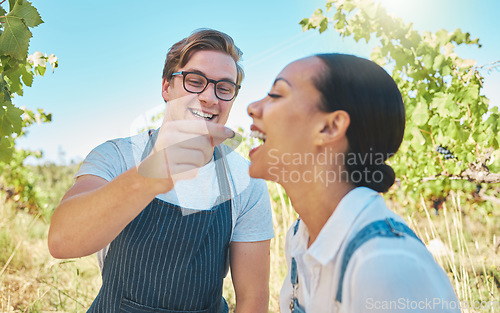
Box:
[138,119,234,184]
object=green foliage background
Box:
[300,0,499,208]
[0,0,57,211]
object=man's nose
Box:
[198,82,218,105]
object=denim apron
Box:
[88,129,232,313]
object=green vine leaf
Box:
[8,1,43,28]
[0,1,43,60]
[0,136,14,163]
[0,101,24,137]
[413,101,429,126]
[0,15,32,59]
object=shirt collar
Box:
[304,187,380,266]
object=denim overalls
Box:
[88,129,232,313]
[289,198,424,312]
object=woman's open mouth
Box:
[249,128,267,158]
[250,130,267,141]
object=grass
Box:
[403,196,500,312]
[0,194,101,313]
[0,163,498,312]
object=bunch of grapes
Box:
[436,146,455,160]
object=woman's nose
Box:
[247,98,263,118]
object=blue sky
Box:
[10,0,500,164]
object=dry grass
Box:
[1,184,499,312]
[0,194,101,313]
[399,193,500,313]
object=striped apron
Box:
[88,129,232,313]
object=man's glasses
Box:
[171,71,240,101]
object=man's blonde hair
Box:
[162,29,244,87]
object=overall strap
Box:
[293,218,301,235]
[290,257,306,313]
[290,219,300,291]
[289,218,305,312]
[335,218,424,303]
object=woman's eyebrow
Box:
[273,77,292,88]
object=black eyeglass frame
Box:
[171,71,241,101]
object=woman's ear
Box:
[162,78,171,102]
[315,110,350,146]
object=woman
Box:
[247,54,460,312]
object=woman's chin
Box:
[248,162,270,180]
[248,163,261,179]
[249,164,281,186]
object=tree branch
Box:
[476,60,500,74]
[478,188,500,206]
[418,128,431,135]
[459,168,500,184]
[421,147,499,184]
[421,170,500,184]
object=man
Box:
[48,29,273,313]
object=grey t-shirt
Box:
[75,130,274,270]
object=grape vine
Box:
[436,146,455,160]
[0,0,57,210]
[300,0,499,205]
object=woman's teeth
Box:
[190,109,214,120]
[250,130,267,141]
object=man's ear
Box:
[162,78,171,102]
[315,110,350,146]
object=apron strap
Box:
[213,146,232,206]
[140,128,160,161]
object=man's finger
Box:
[164,120,234,138]
[221,130,243,150]
[165,148,208,168]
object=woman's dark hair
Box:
[313,53,405,193]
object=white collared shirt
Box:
[279,187,461,313]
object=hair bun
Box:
[345,162,395,193]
